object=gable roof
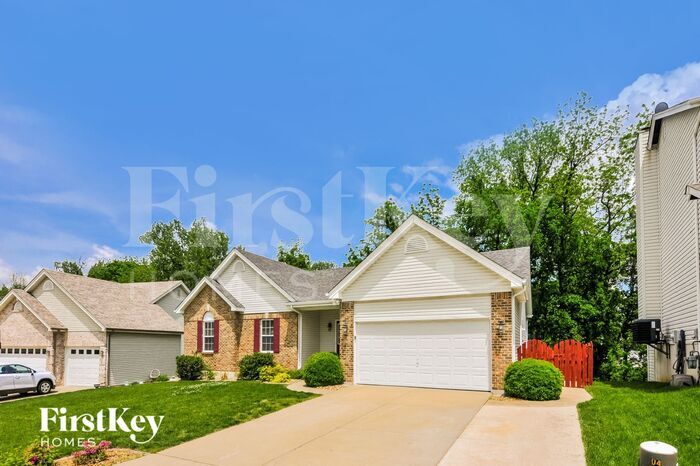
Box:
[28,270,184,333]
[237,249,353,302]
[328,215,529,299]
[175,276,245,315]
[0,289,66,330]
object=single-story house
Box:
[178,215,531,391]
[0,270,188,386]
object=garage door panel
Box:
[356,319,490,391]
[65,348,101,386]
[0,348,48,372]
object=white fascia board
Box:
[0,290,52,331]
[647,97,700,149]
[174,277,243,314]
[211,249,295,302]
[24,269,106,331]
[327,215,525,299]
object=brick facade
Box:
[339,301,354,382]
[182,284,298,377]
[490,291,513,390]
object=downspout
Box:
[291,309,302,369]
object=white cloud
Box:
[0,191,117,220]
[85,244,121,269]
[0,134,31,164]
[606,62,700,116]
[457,133,505,157]
[389,182,404,194]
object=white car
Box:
[0,364,56,396]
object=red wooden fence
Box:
[517,339,593,388]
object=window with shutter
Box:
[261,319,274,353]
[203,312,215,353]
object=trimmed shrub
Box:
[153,374,170,382]
[259,364,288,382]
[288,369,304,380]
[239,352,275,380]
[271,372,291,384]
[504,358,564,401]
[303,352,344,387]
[176,355,206,381]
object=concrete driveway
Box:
[128,384,489,466]
[0,385,87,404]
[439,388,591,466]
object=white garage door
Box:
[65,348,101,386]
[0,348,48,371]
[355,319,490,391]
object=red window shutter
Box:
[213,320,220,353]
[253,318,261,352]
[273,318,280,353]
[196,320,203,353]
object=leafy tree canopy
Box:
[344,185,445,266]
[140,218,229,289]
[88,258,156,283]
[54,260,84,276]
[277,241,337,270]
[451,93,645,379]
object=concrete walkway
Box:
[127,384,490,466]
[439,388,591,466]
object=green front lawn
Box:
[0,381,315,458]
[578,381,700,465]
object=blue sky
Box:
[1,1,700,281]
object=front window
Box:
[203,312,215,353]
[261,319,274,352]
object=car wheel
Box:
[37,381,52,395]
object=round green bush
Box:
[238,352,275,380]
[303,352,344,387]
[504,358,564,401]
[176,355,206,380]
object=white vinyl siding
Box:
[355,295,490,323]
[156,288,186,326]
[342,225,511,301]
[32,279,101,332]
[636,131,663,320]
[657,110,699,332]
[217,258,289,313]
[108,333,180,385]
[300,312,320,364]
[317,310,339,353]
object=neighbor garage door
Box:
[355,319,490,391]
[65,348,101,386]
[108,333,180,386]
[0,348,48,372]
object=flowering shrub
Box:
[72,440,111,465]
[24,440,58,466]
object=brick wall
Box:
[52,331,66,385]
[491,291,513,390]
[182,284,298,374]
[339,301,354,382]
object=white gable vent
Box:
[232,260,246,273]
[42,280,54,291]
[405,235,429,254]
[12,301,23,312]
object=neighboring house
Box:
[636,97,700,382]
[0,270,189,386]
[178,215,531,391]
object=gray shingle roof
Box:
[12,289,66,330]
[205,277,245,309]
[43,270,183,333]
[238,249,353,301]
[481,247,531,280]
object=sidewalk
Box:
[439,388,591,466]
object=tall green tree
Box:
[140,218,229,289]
[0,274,27,299]
[452,94,643,379]
[276,241,337,270]
[54,260,84,275]
[344,186,446,266]
[88,258,156,283]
